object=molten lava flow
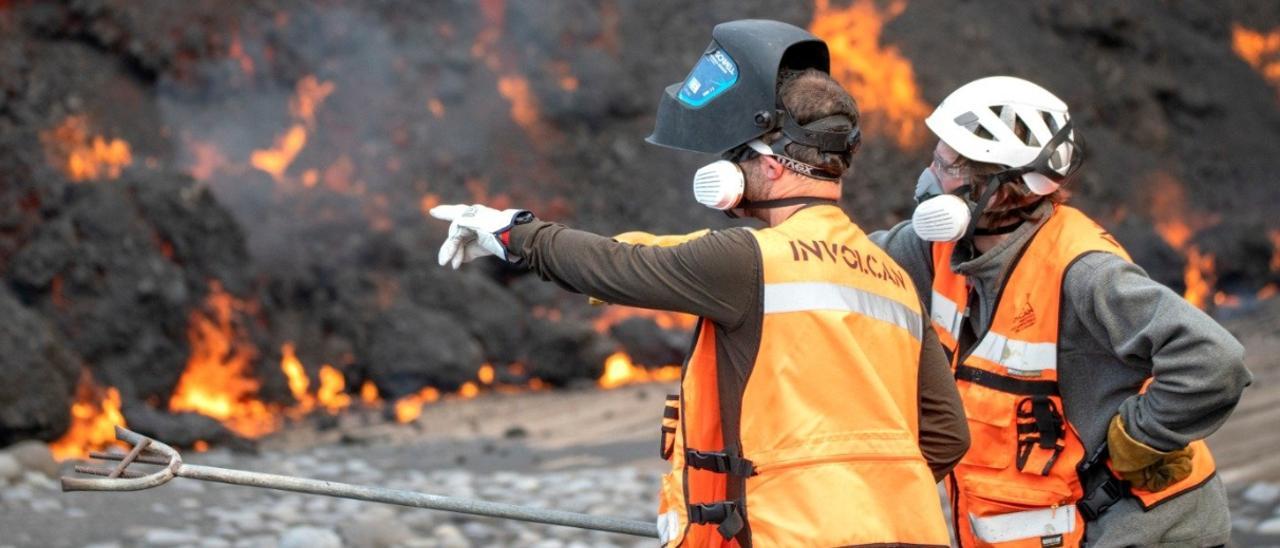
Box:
[394,387,440,423]
[1269,229,1280,272]
[169,282,277,437]
[40,115,133,181]
[1232,24,1280,96]
[316,365,352,413]
[428,98,446,118]
[599,352,681,390]
[250,124,307,182]
[291,76,335,127]
[459,382,480,399]
[49,371,128,461]
[810,0,931,148]
[592,305,698,333]
[1147,173,1222,310]
[280,343,315,415]
[1183,247,1215,311]
[471,1,552,143]
[360,380,380,405]
[478,364,496,385]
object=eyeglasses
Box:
[721,143,762,163]
[929,151,974,186]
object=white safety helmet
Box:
[924,76,1078,195]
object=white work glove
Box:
[429,204,532,269]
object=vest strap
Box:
[955,365,1059,396]
[685,450,756,477]
[688,501,745,540]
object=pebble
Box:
[1243,482,1280,506]
[5,441,58,477]
[430,523,471,548]
[82,543,124,548]
[1258,516,1280,535]
[0,452,22,484]
[234,535,278,548]
[200,539,232,548]
[143,528,199,546]
[279,526,342,548]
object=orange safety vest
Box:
[657,205,950,547]
[929,205,1216,547]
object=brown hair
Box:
[766,68,860,178]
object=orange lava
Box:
[428,98,446,118]
[250,124,307,182]
[49,371,127,461]
[1146,173,1225,310]
[592,305,698,333]
[360,380,380,405]
[316,365,352,413]
[1269,229,1280,272]
[291,76,335,127]
[497,75,544,138]
[394,387,440,423]
[1183,247,1215,311]
[41,115,133,181]
[1232,24,1280,96]
[168,282,276,437]
[810,0,931,148]
[598,352,681,390]
[478,364,496,385]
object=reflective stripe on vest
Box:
[969,505,1077,544]
[657,205,950,548]
[764,281,924,340]
[933,205,1216,547]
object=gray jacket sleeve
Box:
[869,221,935,308]
[1066,252,1253,451]
[918,325,970,481]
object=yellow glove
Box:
[1107,415,1194,492]
[588,230,710,306]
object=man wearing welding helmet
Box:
[872,76,1251,547]
[430,19,967,547]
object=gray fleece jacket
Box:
[872,202,1252,547]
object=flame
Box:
[459,381,480,399]
[360,380,380,404]
[1260,284,1278,301]
[169,282,277,437]
[419,193,441,215]
[1184,248,1215,311]
[598,352,681,390]
[291,76,335,127]
[228,34,255,76]
[1146,173,1224,310]
[497,75,545,138]
[1232,24,1280,96]
[478,364,496,385]
[281,343,314,414]
[1269,229,1280,272]
[49,371,128,461]
[41,115,133,181]
[193,440,210,452]
[810,0,931,148]
[250,124,307,182]
[592,305,697,333]
[394,387,440,423]
[316,365,352,413]
[428,98,446,118]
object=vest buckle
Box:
[687,501,745,540]
[685,450,756,476]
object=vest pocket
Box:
[959,480,1081,548]
[957,381,1017,470]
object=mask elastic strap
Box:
[956,175,1004,260]
[725,197,837,218]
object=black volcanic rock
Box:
[363,302,484,398]
[0,288,80,445]
[524,320,615,387]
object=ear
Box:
[759,155,786,180]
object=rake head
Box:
[60,426,183,492]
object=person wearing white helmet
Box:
[872,75,1252,547]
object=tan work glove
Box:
[1107,414,1194,492]
[588,230,710,305]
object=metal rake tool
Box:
[62,426,658,539]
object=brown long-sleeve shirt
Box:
[508,212,969,481]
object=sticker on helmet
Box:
[677,48,738,108]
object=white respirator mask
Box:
[911,166,974,243]
[691,140,775,210]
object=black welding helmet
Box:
[646,19,831,154]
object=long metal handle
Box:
[178,463,658,538]
[61,427,658,539]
